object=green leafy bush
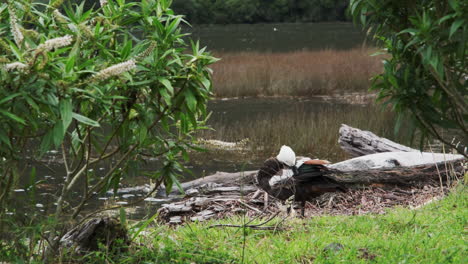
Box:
[0,0,216,260]
[350,0,467,154]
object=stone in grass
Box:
[323,243,345,254]
[358,248,377,260]
[169,216,183,224]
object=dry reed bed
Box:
[212,48,384,97]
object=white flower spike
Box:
[4,62,28,72]
[9,7,24,46]
[36,35,73,52]
[92,59,136,81]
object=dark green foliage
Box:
[81,0,350,24]
[172,0,350,24]
[351,0,468,155]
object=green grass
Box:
[115,186,466,264]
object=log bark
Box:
[328,159,465,185]
[60,217,129,253]
[338,124,418,157]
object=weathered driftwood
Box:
[328,159,465,185]
[172,171,257,194]
[60,217,128,253]
[338,124,418,157]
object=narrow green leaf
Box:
[398,28,418,36]
[0,129,11,148]
[0,109,26,125]
[72,113,100,127]
[169,172,184,194]
[200,76,211,90]
[160,89,172,106]
[6,39,22,60]
[449,19,464,38]
[159,78,174,95]
[52,122,65,147]
[167,16,181,35]
[438,14,455,25]
[130,212,159,241]
[139,124,147,143]
[65,55,76,73]
[60,99,73,130]
[0,93,21,105]
[121,39,132,59]
[25,96,39,111]
[448,0,458,10]
[47,94,59,106]
[40,130,54,155]
[184,90,197,111]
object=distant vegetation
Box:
[211,48,383,97]
[77,0,350,24]
[173,0,350,24]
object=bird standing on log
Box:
[256,145,346,216]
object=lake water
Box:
[187,23,368,52]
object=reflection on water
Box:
[13,97,411,219]
[187,23,368,52]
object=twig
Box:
[208,224,284,231]
[208,212,282,230]
[237,199,262,214]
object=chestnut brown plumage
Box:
[256,158,346,216]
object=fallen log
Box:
[328,158,465,185]
[175,171,256,193]
[155,124,465,223]
[338,124,418,157]
[162,152,465,194]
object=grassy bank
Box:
[212,48,383,97]
[2,186,465,263]
[70,185,466,263]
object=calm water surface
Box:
[187,23,368,52]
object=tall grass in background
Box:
[211,48,384,97]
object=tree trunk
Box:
[338,124,418,157]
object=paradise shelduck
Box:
[256,145,346,216]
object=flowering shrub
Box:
[0,0,216,258]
